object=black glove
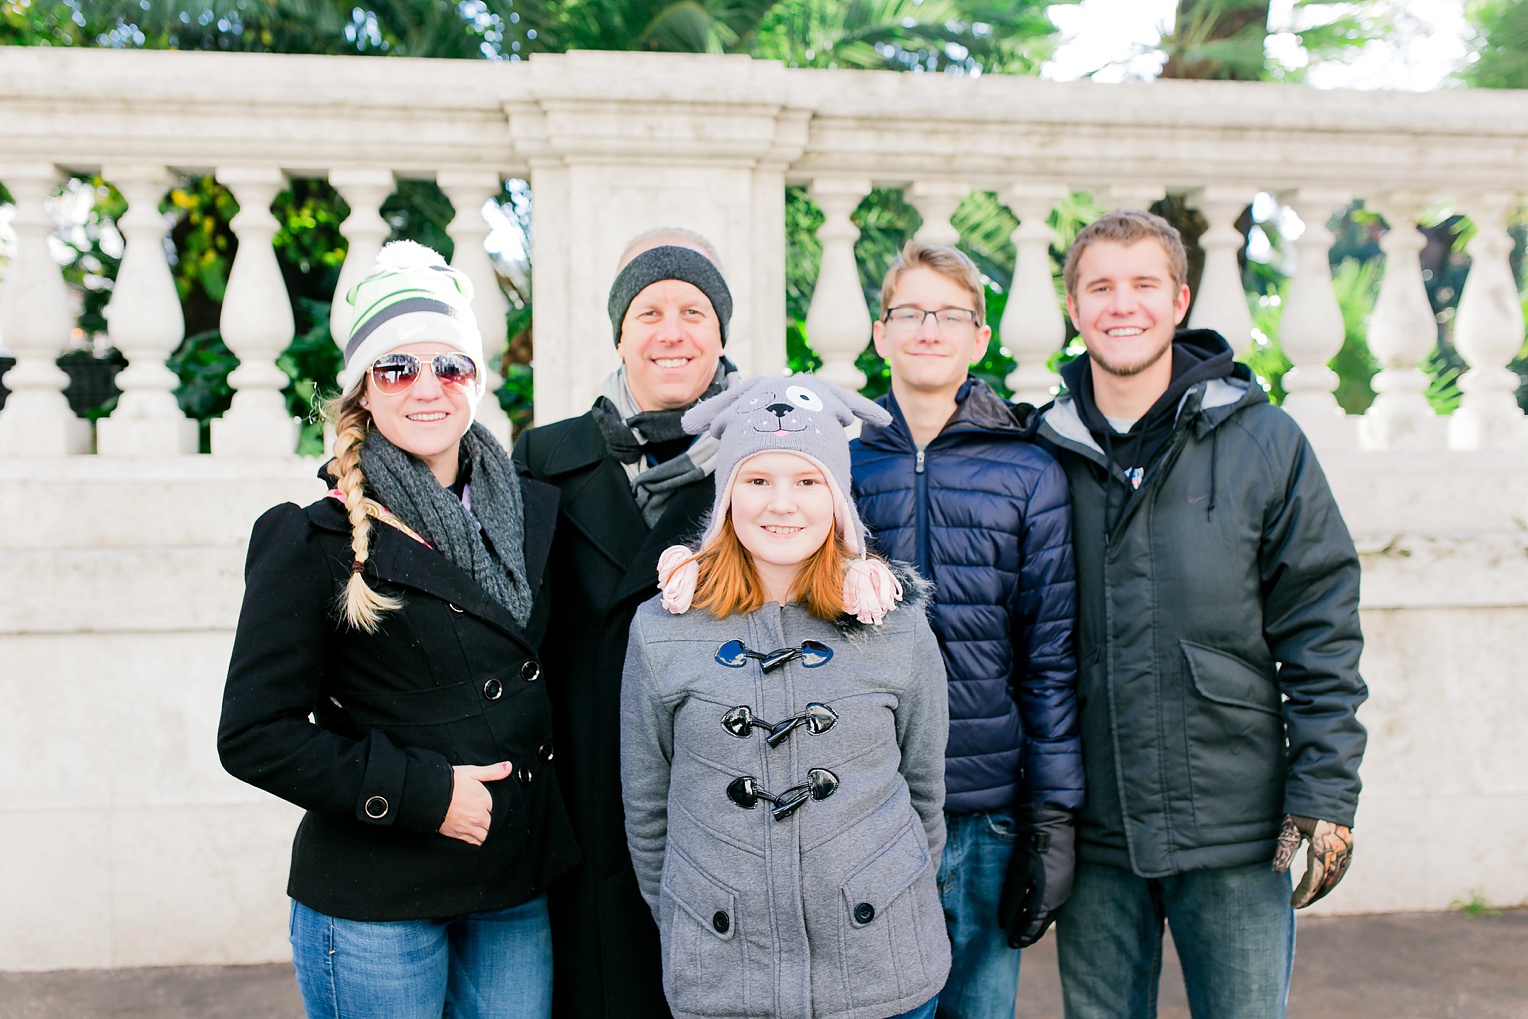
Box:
[997,805,1075,949]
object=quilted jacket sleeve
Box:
[217,504,455,833]
[1012,456,1085,812]
[620,604,674,916]
[1256,419,1367,827]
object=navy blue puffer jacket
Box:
[851,379,1083,813]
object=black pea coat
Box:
[514,412,715,1019]
[218,475,579,922]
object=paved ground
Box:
[2,909,1524,1018]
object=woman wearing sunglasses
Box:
[219,241,576,1019]
[620,376,951,1019]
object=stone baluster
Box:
[1450,192,1527,450]
[1000,184,1068,407]
[439,171,512,446]
[907,181,968,246]
[0,165,89,456]
[210,167,298,457]
[804,178,872,391]
[1102,184,1165,215]
[328,169,395,362]
[1186,188,1254,356]
[1360,194,1441,450]
[95,166,197,456]
[1278,190,1355,448]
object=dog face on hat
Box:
[683,376,889,443]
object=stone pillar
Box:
[907,181,968,246]
[439,171,512,446]
[1450,192,1527,451]
[328,169,395,360]
[1001,184,1067,407]
[0,165,89,456]
[1186,188,1254,356]
[1360,194,1442,451]
[210,167,298,457]
[1278,190,1355,449]
[96,166,198,456]
[804,178,873,391]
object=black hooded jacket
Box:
[1038,330,1367,877]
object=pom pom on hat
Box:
[657,545,700,614]
[336,240,484,394]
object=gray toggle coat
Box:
[621,582,951,1019]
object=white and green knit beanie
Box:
[337,240,484,394]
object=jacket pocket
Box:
[1180,641,1284,829]
[837,820,934,1010]
[661,847,762,1017]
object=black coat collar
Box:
[306,474,558,640]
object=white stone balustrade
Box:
[1450,193,1527,451]
[95,165,198,457]
[210,166,299,457]
[1001,184,1069,406]
[804,177,873,390]
[1,47,1527,972]
[0,164,88,456]
[1362,194,1445,451]
[1278,189,1355,448]
[1186,187,1256,356]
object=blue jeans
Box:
[289,895,552,1019]
[1055,860,1295,1019]
[889,995,940,1019]
[935,810,1022,1019]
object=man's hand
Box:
[1273,814,1353,908]
[998,806,1076,948]
[438,761,513,846]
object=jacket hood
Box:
[859,376,1036,452]
[1042,330,1263,462]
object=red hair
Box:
[690,511,855,621]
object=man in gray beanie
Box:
[513,229,739,1019]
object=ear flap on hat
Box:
[680,377,767,438]
[799,377,892,431]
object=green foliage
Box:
[1465,0,1528,89]
[749,0,1075,74]
[2,0,521,57]
[1450,889,1503,919]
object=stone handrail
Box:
[0,46,1524,451]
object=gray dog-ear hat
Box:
[681,374,892,557]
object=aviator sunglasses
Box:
[369,351,479,395]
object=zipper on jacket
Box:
[915,449,931,575]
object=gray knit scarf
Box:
[359,421,534,627]
[593,360,738,526]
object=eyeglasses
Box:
[369,351,479,395]
[722,703,838,747]
[726,768,839,820]
[882,306,981,334]
[715,639,834,673]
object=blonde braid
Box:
[327,388,403,632]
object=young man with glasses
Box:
[850,240,1083,1019]
[1038,210,1365,1018]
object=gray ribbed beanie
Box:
[608,245,732,347]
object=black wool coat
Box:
[514,412,715,1019]
[218,475,579,921]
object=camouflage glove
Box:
[1273,814,1354,908]
[998,806,1075,949]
